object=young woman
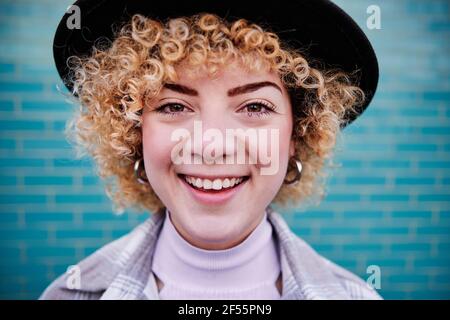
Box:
[41,0,381,299]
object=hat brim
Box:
[53,0,379,128]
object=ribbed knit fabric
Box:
[151,210,281,300]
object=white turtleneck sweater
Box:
[151,210,281,300]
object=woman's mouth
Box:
[177,174,250,205]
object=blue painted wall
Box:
[0,0,449,299]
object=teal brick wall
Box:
[0,0,449,299]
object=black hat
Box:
[53,0,378,128]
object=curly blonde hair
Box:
[65,13,365,214]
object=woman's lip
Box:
[178,173,249,180]
[178,174,248,205]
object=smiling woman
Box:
[141,60,294,253]
[41,0,381,300]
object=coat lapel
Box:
[100,209,165,300]
[267,208,352,299]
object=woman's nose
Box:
[191,114,236,165]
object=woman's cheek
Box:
[263,120,292,179]
[142,122,176,173]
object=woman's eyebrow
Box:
[162,81,282,97]
[227,81,282,96]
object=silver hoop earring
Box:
[284,158,302,185]
[134,158,149,185]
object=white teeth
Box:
[212,179,222,190]
[183,175,246,190]
[203,179,212,190]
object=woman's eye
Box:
[247,104,264,112]
[239,102,276,117]
[155,103,192,115]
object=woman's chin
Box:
[182,229,244,250]
[174,211,245,247]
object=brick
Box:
[0,81,43,93]
[24,176,73,186]
[0,120,45,130]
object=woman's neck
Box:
[151,209,282,299]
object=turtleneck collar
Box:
[151,209,281,299]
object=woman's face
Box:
[142,61,294,249]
